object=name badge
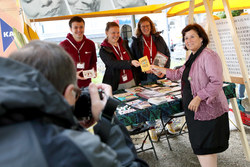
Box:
[122,74,128,82]
[77,63,85,69]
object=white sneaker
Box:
[166,123,178,134]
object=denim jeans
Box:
[239,84,245,98]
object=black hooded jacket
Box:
[100,38,140,91]
[0,57,148,167]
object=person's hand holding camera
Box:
[75,83,118,128]
[89,83,112,122]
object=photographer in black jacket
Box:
[0,40,148,167]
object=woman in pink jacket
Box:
[151,23,229,167]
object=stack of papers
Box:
[148,95,175,105]
[126,99,151,109]
[170,91,182,99]
[125,86,146,94]
[137,89,165,99]
[142,84,159,88]
[157,79,180,87]
[117,105,136,115]
[157,79,171,85]
[114,92,138,101]
[151,87,172,93]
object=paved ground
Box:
[135,124,250,167]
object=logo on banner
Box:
[0,19,14,52]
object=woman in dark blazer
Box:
[131,16,171,84]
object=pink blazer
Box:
[166,47,229,120]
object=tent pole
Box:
[185,0,195,60]
[205,0,213,35]
[188,0,195,24]
[131,15,136,34]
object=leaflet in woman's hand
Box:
[82,68,95,79]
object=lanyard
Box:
[112,44,125,74]
[67,38,85,63]
[142,35,153,63]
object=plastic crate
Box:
[240,111,250,126]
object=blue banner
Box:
[0,18,13,52]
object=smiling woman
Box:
[151,23,230,167]
[20,0,70,19]
[99,22,141,91]
[131,16,171,84]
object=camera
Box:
[74,87,101,119]
[74,87,120,121]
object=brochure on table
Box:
[126,99,151,109]
[125,86,146,94]
[148,95,175,105]
[115,82,182,114]
[157,79,179,87]
[114,92,138,101]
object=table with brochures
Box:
[115,82,236,126]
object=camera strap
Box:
[100,97,120,122]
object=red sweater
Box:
[60,33,97,88]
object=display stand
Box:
[202,0,250,161]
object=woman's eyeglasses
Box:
[141,25,150,29]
